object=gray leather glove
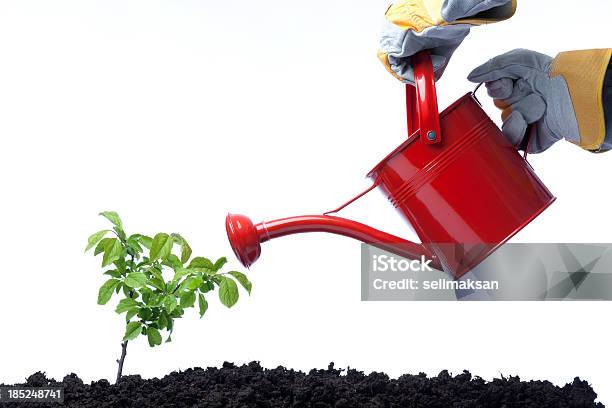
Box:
[378,0,516,84]
[468,49,580,153]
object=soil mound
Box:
[1,362,603,407]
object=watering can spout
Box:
[226,213,440,269]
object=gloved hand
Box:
[468,49,581,153]
[469,48,612,153]
[378,0,516,84]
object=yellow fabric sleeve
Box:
[550,49,612,150]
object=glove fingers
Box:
[509,93,547,124]
[502,110,561,153]
[501,110,528,148]
[442,0,511,22]
[388,54,448,83]
[484,78,513,99]
[488,79,534,119]
[468,49,552,83]
[501,78,533,105]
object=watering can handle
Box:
[406,51,442,144]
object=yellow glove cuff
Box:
[550,49,612,150]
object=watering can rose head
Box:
[225,214,261,268]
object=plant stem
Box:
[116,340,128,383]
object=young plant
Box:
[85,211,251,382]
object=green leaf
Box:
[150,233,173,261]
[181,241,192,264]
[171,233,192,264]
[189,257,214,269]
[157,312,168,330]
[170,268,189,284]
[163,295,177,314]
[228,271,252,294]
[137,307,153,321]
[124,272,148,288]
[123,321,142,341]
[200,280,215,293]
[114,258,126,274]
[170,306,184,318]
[218,276,239,308]
[179,276,202,292]
[97,279,120,305]
[99,211,123,229]
[190,267,216,275]
[147,327,162,346]
[113,226,126,241]
[148,276,166,292]
[138,235,153,250]
[214,257,228,271]
[198,294,208,318]
[149,266,164,281]
[154,293,166,307]
[127,234,143,253]
[85,230,109,252]
[102,238,123,267]
[103,270,122,278]
[179,291,196,308]
[164,254,183,270]
[177,235,192,264]
[94,237,112,256]
[127,242,142,255]
[140,287,152,303]
[116,298,139,314]
[125,308,139,322]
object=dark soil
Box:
[1,362,603,407]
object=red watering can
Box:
[226,51,555,278]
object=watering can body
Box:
[368,91,554,277]
[226,51,555,279]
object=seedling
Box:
[86,211,251,382]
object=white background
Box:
[1,0,611,404]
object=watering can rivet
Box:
[427,130,437,141]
